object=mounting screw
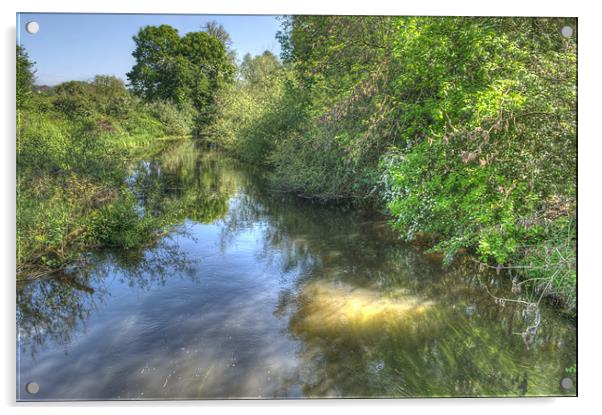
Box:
[561,26,573,38]
[25,21,39,34]
[25,382,39,394]
[560,377,574,390]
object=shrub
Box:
[88,193,160,249]
[145,100,194,136]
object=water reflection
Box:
[17,142,576,400]
[290,281,433,335]
[17,238,197,360]
[285,278,575,397]
[130,140,240,224]
[17,273,101,358]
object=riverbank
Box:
[208,17,576,314]
[16,75,194,280]
[16,17,576,314]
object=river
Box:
[17,140,576,400]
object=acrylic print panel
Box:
[16,13,577,400]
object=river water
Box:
[17,140,576,400]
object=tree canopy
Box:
[127,24,235,127]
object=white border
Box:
[2,0,600,414]
[6,0,585,16]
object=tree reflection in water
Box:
[130,140,241,224]
[219,165,576,397]
[18,140,235,360]
[17,145,576,399]
[17,237,198,359]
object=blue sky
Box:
[17,13,283,86]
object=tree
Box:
[127,24,234,128]
[203,20,237,65]
[91,75,128,98]
[127,25,183,102]
[203,21,232,49]
[239,51,280,86]
[17,45,35,108]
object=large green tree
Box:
[127,24,234,127]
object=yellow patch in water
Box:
[292,281,433,335]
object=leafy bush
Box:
[211,52,305,164]
[52,81,96,119]
[17,111,71,174]
[88,193,160,249]
[269,127,354,199]
[120,109,165,138]
[381,18,576,264]
[17,174,115,271]
[145,100,194,136]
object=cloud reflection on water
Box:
[17,144,576,400]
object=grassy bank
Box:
[209,17,577,313]
[17,55,194,279]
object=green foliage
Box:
[127,24,235,132]
[210,51,303,163]
[88,193,160,249]
[565,363,577,375]
[126,25,182,102]
[90,75,132,117]
[16,46,196,278]
[17,111,71,174]
[271,16,401,200]
[516,217,576,311]
[239,51,280,85]
[215,17,576,308]
[145,100,194,136]
[382,18,575,308]
[381,18,576,268]
[17,45,35,108]
[52,81,96,118]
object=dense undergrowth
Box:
[209,17,577,313]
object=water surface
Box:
[17,140,576,400]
